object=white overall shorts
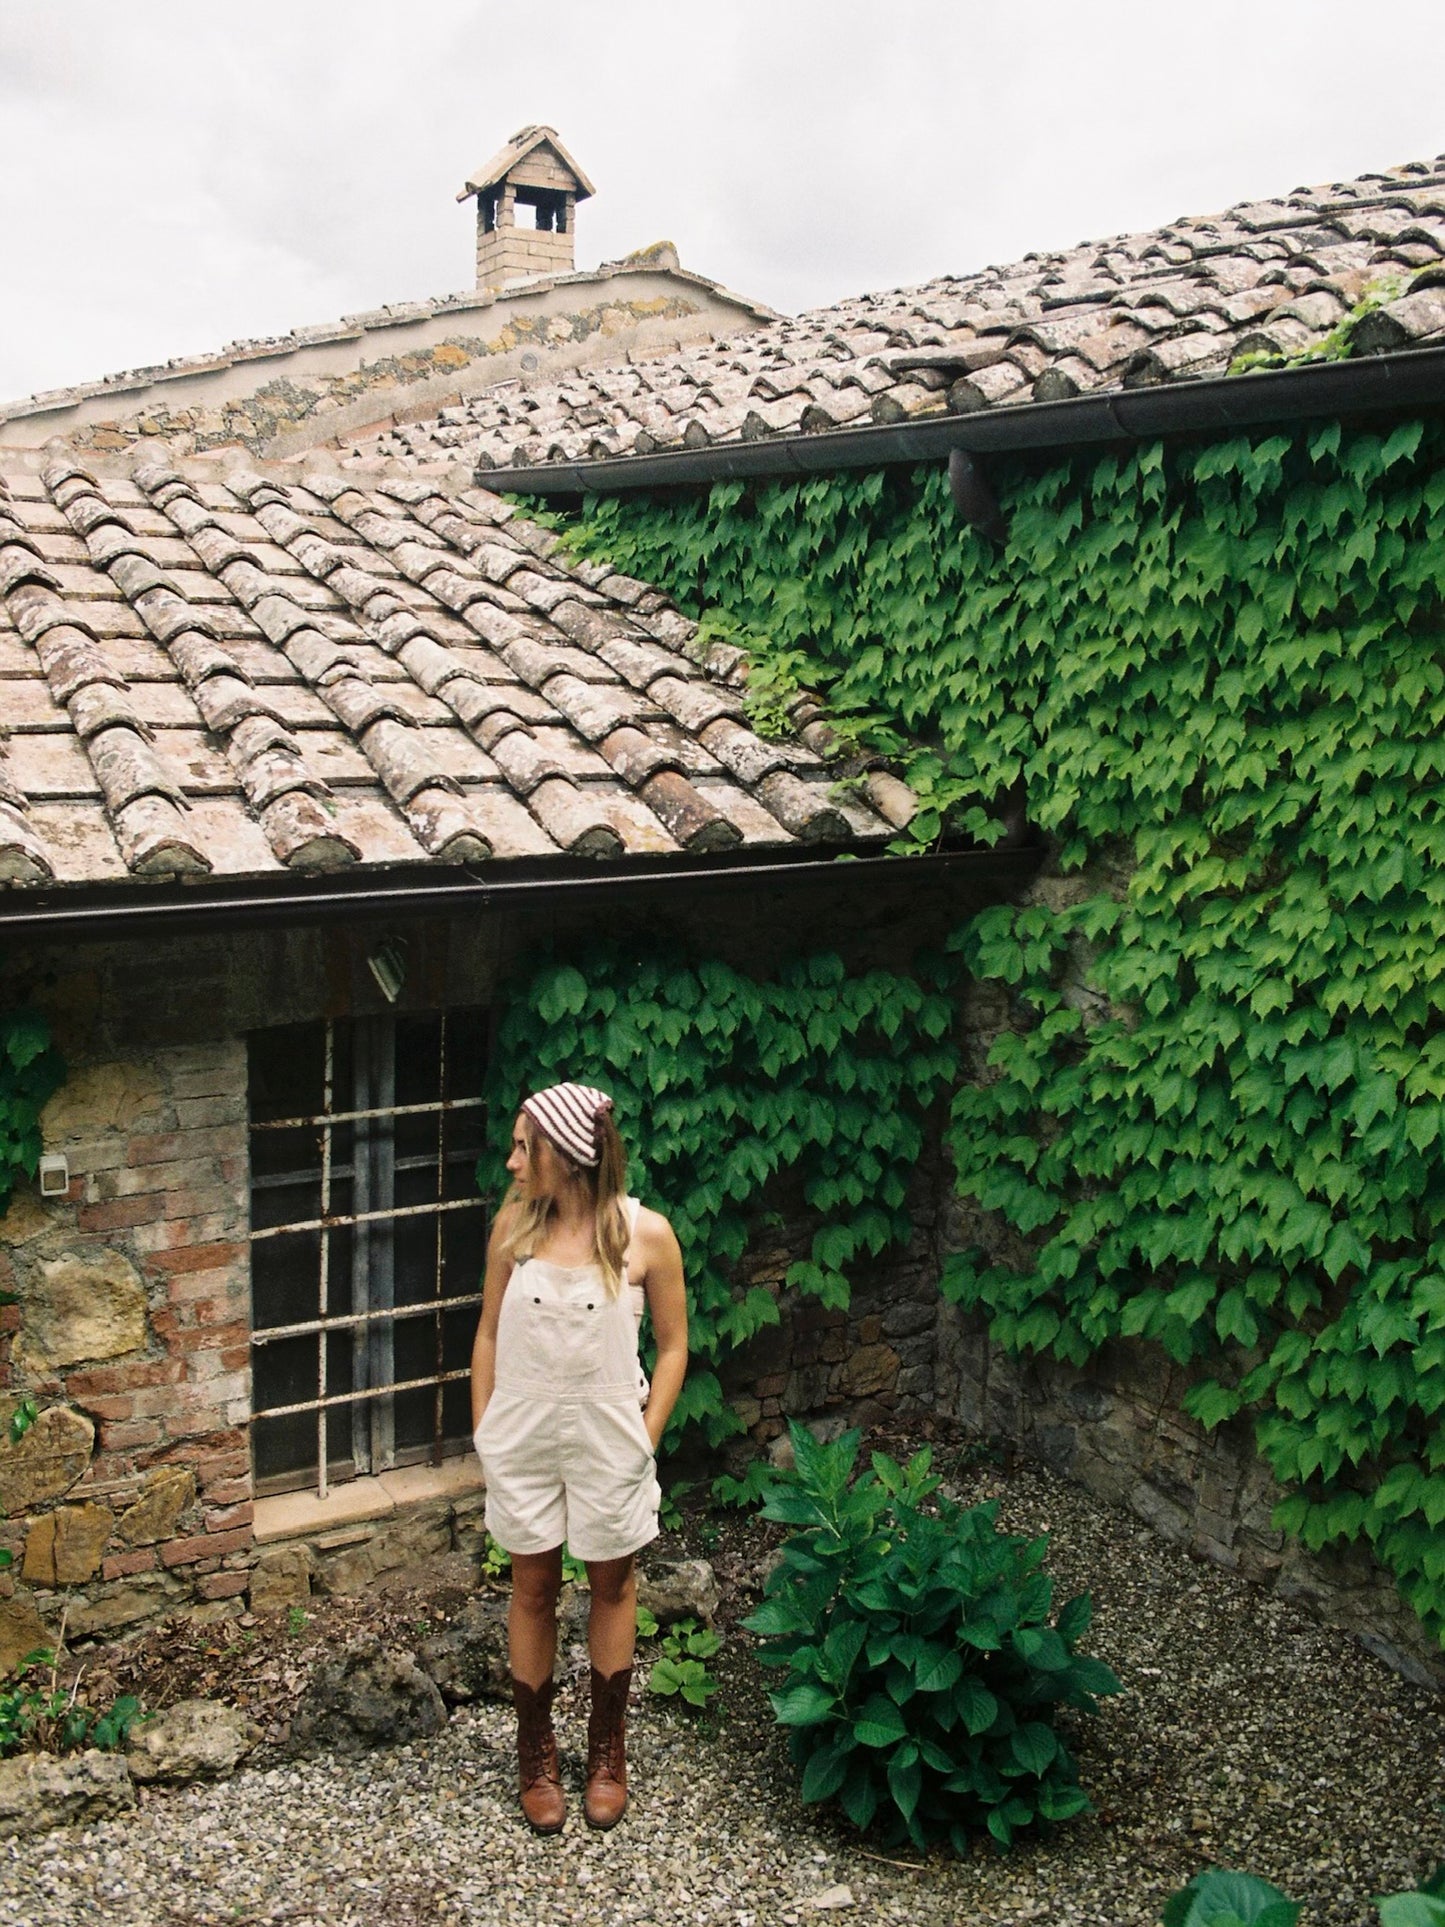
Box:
[474,1197,661,1563]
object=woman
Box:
[470,1081,688,1833]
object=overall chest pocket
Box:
[524,1294,609,1382]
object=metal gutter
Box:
[0,842,1040,943]
[478,344,1445,497]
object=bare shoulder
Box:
[632,1203,681,1261]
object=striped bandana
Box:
[521,1082,614,1169]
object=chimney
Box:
[456,125,596,291]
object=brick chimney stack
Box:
[457,126,596,291]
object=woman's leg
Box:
[509,1546,564,1684]
[584,1554,638,1673]
[582,1555,637,1828]
[508,1546,566,1832]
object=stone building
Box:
[4,144,1445,1684]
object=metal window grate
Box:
[246,1010,489,1498]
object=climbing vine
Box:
[483,944,957,1479]
[0,1007,62,1222]
[518,416,1445,1644]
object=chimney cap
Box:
[457,125,596,204]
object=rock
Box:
[0,1190,52,1248]
[248,1543,314,1613]
[638,1558,721,1629]
[0,1749,134,1838]
[291,1637,447,1756]
[0,1593,53,1676]
[117,1467,195,1547]
[65,1573,180,1639]
[127,1700,255,1784]
[416,1595,511,1704]
[0,1405,94,1513]
[16,1251,146,1370]
[39,1062,165,1140]
[22,1502,114,1585]
[809,1885,855,1910]
[836,1342,900,1398]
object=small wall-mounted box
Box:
[37,1154,70,1198]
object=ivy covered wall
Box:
[522,419,1445,1648]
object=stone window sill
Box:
[253,1455,483,1546]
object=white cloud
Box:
[2,0,1443,399]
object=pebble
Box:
[0,1464,1440,1926]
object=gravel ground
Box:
[0,1437,1441,1927]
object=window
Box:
[247,1011,489,1497]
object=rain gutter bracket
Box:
[948,449,1008,542]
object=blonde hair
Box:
[499,1108,630,1294]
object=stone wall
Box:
[935,1294,1444,1690]
[0,1040,252,1661]
[0,264,773,460]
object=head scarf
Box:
[520,1082,614,1169]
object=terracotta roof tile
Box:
[341,155,1445,479]
[0,451,900,897]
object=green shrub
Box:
[1162,1870,1301,1927]
[1161,1866,1445,1927]
[743,1420,1121,1853]
[0,1651,145,1758]
[636,1609,722,1708]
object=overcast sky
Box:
[3,0,1444,404]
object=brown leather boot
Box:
[583,1665,632,1829]
[512,1674,565,1834]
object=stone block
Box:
[881,1300,935,1341]
[117,1466,195,1546]
[318,1507,452,1596]
[0,1191,53,1248]
[249,1543,315,1614]
[65,1572,180,1638]
[836,1342,900,1398]
[17,1250,147,1370]
[39,1062,166,1141]
[0,1592,53,1676]
[22,1502,114,1586]
[0,1404,94,1513]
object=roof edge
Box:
[0,260,779,433]
[0,844,1041,943]
[477,345,1445,498]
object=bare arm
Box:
[637,1208,688,1451]
[470,1207,516,1432]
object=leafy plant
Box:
[743,1419,1120,1853]
[484,941,958,1476]
[479,1533,512,1583]
[285,1605,310,1636]
[638,1612,723,1708]
[1160,1865,1445,1927]
[658,1480,696,1534]
[531,418,1445,1650]
[1162,1870,1301,1927]
[0,1008,64,1221]
[0,1650,145,1759]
